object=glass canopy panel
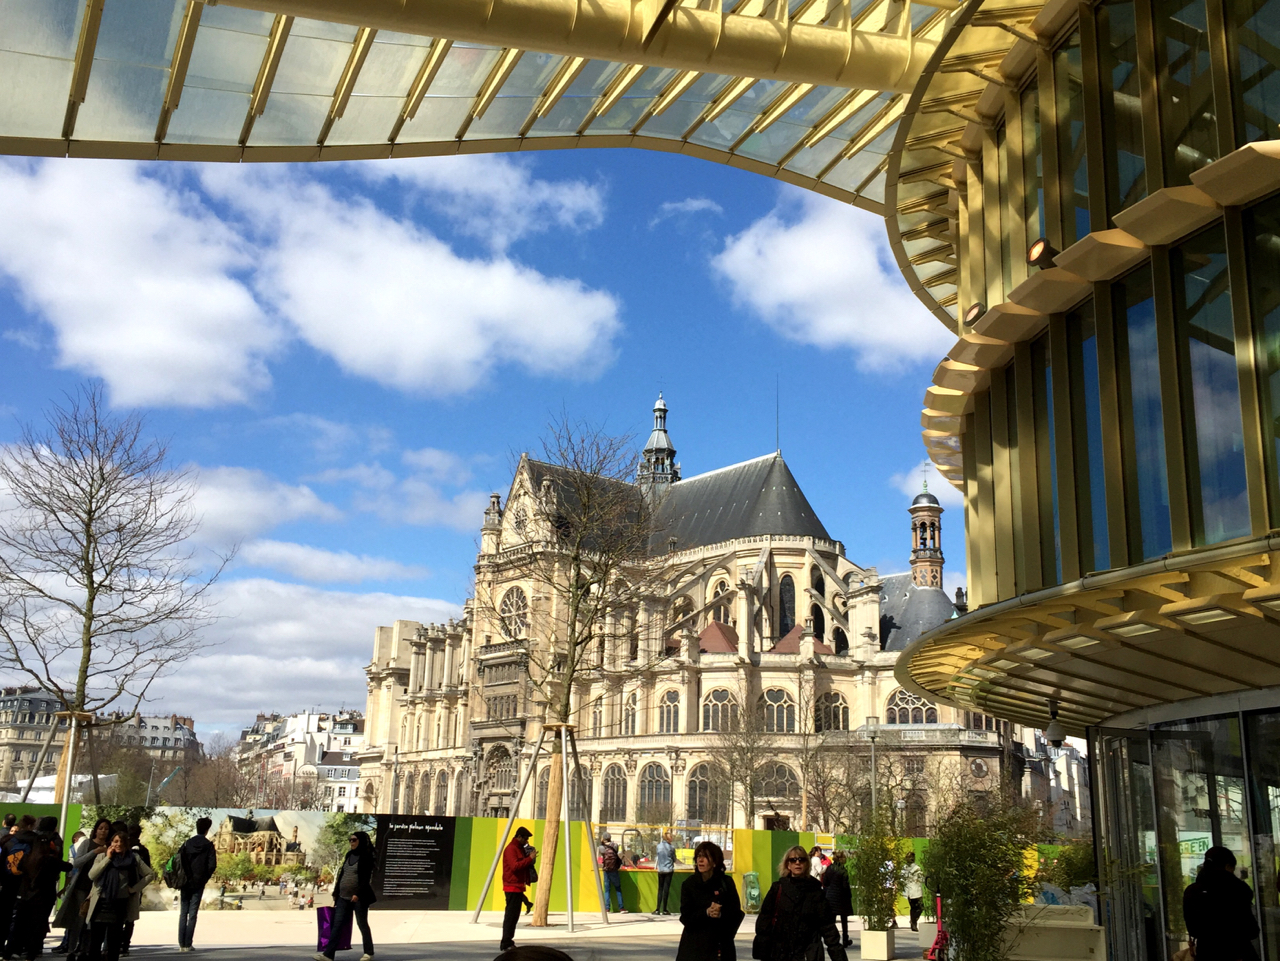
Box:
[352,36,433,97]
[822,121,897,191]
[326,93,403,145]
[427,43,501,97]
[690,78,787,147]
[169,8,272,144]
[498,52,565,99]
[468,96,536,138]
[271,22,356,96]
[75,0,185,143]
[398,96,472,142]
[527,60,625,135]
[250,91,328,144]
[639,100,704,138]
[783,135,845,177]
[737,120,807,164]
[860,168,888,203]
[0,0,83,138]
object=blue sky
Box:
[0,147,961,735]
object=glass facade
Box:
[1247,194,1280,527]
[1098,0,1147,211]
[1068,301,1111,571]
[1228,0,1280,145]
[1094,705,1280,961]
[1032,334,1063,585]
[1022,81,1045,248]
[1153,0,1220,182]
[1056,31,1091,245]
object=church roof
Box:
[698,621,739,653]
[771,624,835,655]
[652,453,831,552]
[878,572,958,652]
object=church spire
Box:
[638,392,679,501]
[908,481,944,588]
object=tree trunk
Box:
[52,721,79,808]
[86,724,102,805]
[531,739,564,927]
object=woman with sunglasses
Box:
[676,840,743,960]
[753,846,847,961]
[315,831,377,961]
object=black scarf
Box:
[99,851,136,902]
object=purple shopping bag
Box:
[316,905,353,952]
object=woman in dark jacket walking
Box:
[314,831,377,961]
[821,852,854,948]
[1182,846,1260,961]
[676,841,743,961]
[755,845,848,961]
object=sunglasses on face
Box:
[787,857,807,864]
[349,838,359,843]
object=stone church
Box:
[355,397,1040,833]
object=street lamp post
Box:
[865,716,879,814]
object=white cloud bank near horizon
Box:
[0,157,620,408]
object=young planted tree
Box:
[475,417,664,926]
[0,386,223,801]
[848,806,906,931]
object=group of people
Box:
[803,845,926,939]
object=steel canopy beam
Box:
[218,0,936,93]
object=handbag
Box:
[1171,939,1196,961]
[752,888,780,961]
[316,905,353,952]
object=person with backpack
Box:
[2,816,41,958]
[11,817,69,961]
[597,834,625,913]
[1183,846,1260,961]
[499,826,537,953]
[86,829,154,961]
[168,817,217,953]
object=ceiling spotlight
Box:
[963,301,987,326]
[1027,237,1058,269]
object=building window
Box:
[637,762,672,821]
[591,703,603,738]
[1032,332,1062,586]
[1066,300,1110,572]
[832,627,849,655]
[1021,79,1044,247]
[338,787,346,797]
[815,692,850,732]
[488,746,515,792]
[336,803,344,812]
[658,690,680,734]
[810,604,825,641]
[1154,0,1219,182]
[1055,29,1090,246]
[1097,0,1146,212]
[810,566,825,599]
[886,689,939,725]
[760,689,796,733]
[499,587,529,639]
[1115,265,1173,560]
[601,763,628,821]
[753,762,800,798]
[435,772,450,815]
[402,773,416,815]
[686,762,726,823]
[536,766,551,819]
[1229,0,1280,144]
[1248,195,1280,523]
[1173,225,1250,545]
[712,581,730,624]
[622,693,637,737]
[778,574,796,636]
[702,689,739,732]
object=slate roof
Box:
[698,621,739,653]
[652,453,831,552]
[771,624,835,655]
[878,572,958,652]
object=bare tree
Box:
[474,417,665,926]
[0,386,223,798]
[702,680,778,827]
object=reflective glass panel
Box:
[1245,710,1280,959]
[1173,226,1250,544]
[1098,0,1147,211]
[1115,267,1173,559]
[1154,0,1219,183]
[1032,334,1062,586]
[1248,194,1280,526]
[1152,715,1253,958]
[1068,301,1111,571]
[1021,81,1044,249]
[1228,0,1280,144]
[998,123,1013,296]
[1055,31,1090,245]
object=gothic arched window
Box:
[815,691,850,732]
[686,762,726,823]
[536,766,551,818]
[591,702,603,738]
[760,688,796,733]
[810,604,825,641]
[658,690,680,734]
[435,771,450,815]
[623,692,638,736]
[702,689,739,732]
[488,746,515,791]
[810,566,825,599]
[833,627,849,655]
[419,772,432,814]
[779,574,796,636]
[886,689,939,725]
[637,763,672,821]
[499,587,529,639]
[754,762,800,798]
[402,772,416,816]
[601,764,628,821]
[712,580,731,624]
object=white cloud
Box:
[238,540,428,584]
[712,191,954,371]
[357,154,605,252]
[890,458,964,509]
[201,167,622,397]
[355,477,489,532]
[401,447,472,483]
[190,466,342,545]
[649,196,724,227]
[258,413,394,460]
[0,159,280,407]
[146,579,460,726]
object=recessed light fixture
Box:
[963,301,987,326]
[1027,237,1058,268]
[989,658,1020,670]
[969,668,1000,679]
[1017,647,1056,660]
[1178,608,1236,625]
[1058,635,1103,650]
[1108,621,1161,637]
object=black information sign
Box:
[371,815,456,910]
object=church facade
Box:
[355,398,1066,835]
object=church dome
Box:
[912,490,940,507]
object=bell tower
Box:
[909,482,944,588]
[638,392,680,501]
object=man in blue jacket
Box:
[654,832,676,915]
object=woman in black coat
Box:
[1182,846,1260,961]
[676,841,743,961]
[316,830,378,961]
[821,852,854,948]
[754,845,848,961]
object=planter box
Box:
[862,929,895,960]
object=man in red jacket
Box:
[500,826,537,952]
